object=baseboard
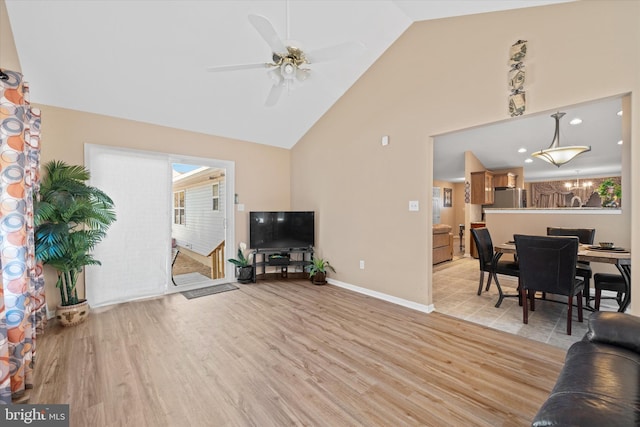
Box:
[43,279,435,320]
[327,278,434,314]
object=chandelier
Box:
[531,112,591,167]
[564,172,592,191]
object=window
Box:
[212,183,220,212]
[174,191,185,224]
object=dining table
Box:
[492,241,631,311]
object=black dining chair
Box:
[514,234,584,335]
[547,227,595,304]
[470,227,519,296]
[593,273,627,311]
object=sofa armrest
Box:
[586,312,640,353]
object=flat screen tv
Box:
[250,211,315,250]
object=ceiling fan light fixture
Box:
[208,12,361,107]
[531,112,591,167]
[283,63,295,74]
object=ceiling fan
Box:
[206,12,364,107]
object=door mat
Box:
[181,283,239,299]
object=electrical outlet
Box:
[359,260,365,269]
[409,200,419,211]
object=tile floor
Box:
[433,240,619,350]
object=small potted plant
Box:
[597,179,621,207]
[34,160,116,326]
[228,242,254,284]
[306,257,336,285]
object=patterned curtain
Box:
[0,69,46,404]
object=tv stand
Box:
[251,248,314,282]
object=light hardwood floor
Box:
[31,279,565,426]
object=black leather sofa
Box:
[532,311,640,426]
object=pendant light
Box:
[531,112,591,167]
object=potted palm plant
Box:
[34,161,116,326]
[306,257,336,285]
[228,242,254,283]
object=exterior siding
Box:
[172,178,226,256]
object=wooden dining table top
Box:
[493,240,631,312]
[494,242,631,265]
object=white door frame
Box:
[166,153,236,293]
[85,144,235,306]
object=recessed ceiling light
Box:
[525,158,533,163]
[618,140,623,145]
[518,148,527,153]
[617,110,623,116]
[569,118,582,125]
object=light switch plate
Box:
[237,204,245,211]
[409,200,419,211]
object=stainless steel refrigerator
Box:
[492,188,527,208]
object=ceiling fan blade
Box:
[206,63,268,72]
[306,41,365,64]
[248,14,287,54]
[265,83,285,107]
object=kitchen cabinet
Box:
[471,171,494,204]
[494,173,517,188]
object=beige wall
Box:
[433,179,455,228]
[464,151,486,226]
[463,151,488,256]
[485,211,626,277]
[291,1,639,310]
[36,105,291,309]
[37,105,292,215]
[453,182,465,233]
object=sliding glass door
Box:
[84,144,235,307]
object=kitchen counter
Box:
[483,208,629,271]
[484,208,621,215]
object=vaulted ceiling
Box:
[6,0,572,150]
[10,1,618,183]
